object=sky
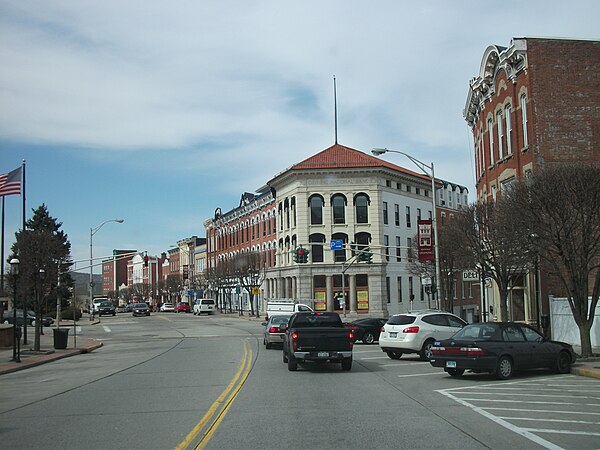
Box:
[1,0,599,271]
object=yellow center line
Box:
[175,340,252,450]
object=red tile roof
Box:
[287,143,430,181]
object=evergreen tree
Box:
[9,204,73,351]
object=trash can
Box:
[53,328,70,349]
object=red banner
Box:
[417,220,434,261]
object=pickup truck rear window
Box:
[292,315,341,328]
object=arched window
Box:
[331,194,346,224]
[309,195,324,225]
[354,193,370,223]
[520,94,528,148]
[309,233,326,263]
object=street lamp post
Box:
[372,147,442,310]
[89,219,124,320]
[10,258,20,362]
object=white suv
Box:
[379,310,467,361]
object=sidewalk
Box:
[1,317,598,379]
[0,320,103,375]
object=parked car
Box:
[4,309,53,327]
[193,298,216,315]
[132,303,151,317]
[175,302,191,313]
[344,318,387,344]
[124,303,135,313]
[4,309,35,326]
[97,301,116,317]
[379,310,467,361]
[262,314,291,349]
[430,322,577,379]
[160,303,176,312]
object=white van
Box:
[194,298,216,315]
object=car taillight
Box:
[380,326,385,333]
[461,347,485,356]
[433,346,485,356]
[348,332,354,340]
[403,326,420,333]
[291,332,299,341]
[269,326,280,333]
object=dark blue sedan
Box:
[430,322,576,379]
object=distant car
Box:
[116,305,127,313]
[193,298,216,315]
[344,318,387,344]
[132,303,151,317]
[160,303,176,313]
[124,303,135,313]
[175,302,191,313]
[97,301,116,317]
[262,314,291,349]
[379,310,467,360]
[430,322,577,379]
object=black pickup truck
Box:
[281,312,354,371]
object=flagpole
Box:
[21,159,27,345]
[1,197,4,322]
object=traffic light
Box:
[294,247,309,263]
[357,248,373,264]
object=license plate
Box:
[389,332,397,338]
[446,361,457,368]
[318,352,329,357]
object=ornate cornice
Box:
[464,39,528,128]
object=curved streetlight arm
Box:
[92,219,124,237]
[372,148,433,177]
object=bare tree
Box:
[451,201,532,321]
[506,164,600,357]
[231,251,267,318]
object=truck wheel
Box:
[287,354,298,371]
[283,350,288,363]
[341,357,352,371]
[362,332,375,344]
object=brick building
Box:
[102,249,137,296]
[464,37,600,324]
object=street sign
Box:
[462,270,479,282]
[330,239,343,250]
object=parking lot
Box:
[352,346,600,450]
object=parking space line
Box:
[397,372,441,378]
[102,326,111,333]
[437,390,562,450]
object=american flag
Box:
[0,167,22,196]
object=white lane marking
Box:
[381,362,428,366]
[397,372,442,378]
[451,391,600,400]
[102,326,111,333]
[499,417,600,425]
[521,428,600,437]
[486,407,600,416]
[460,398,600,407]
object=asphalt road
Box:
[0,313,598,449]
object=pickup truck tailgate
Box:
[295,327,353,351]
